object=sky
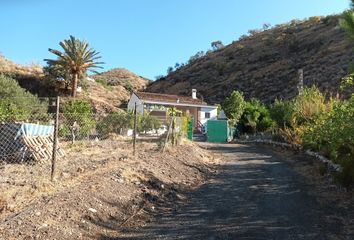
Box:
[0,0,350,79]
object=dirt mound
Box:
[147,15,354,104]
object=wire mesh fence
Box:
[0,97,187,183]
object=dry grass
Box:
[0,55,43,78]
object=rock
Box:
[88,208,97,213]
[7,204,15,212]
[61,172,71,179]
[119,156,128,161]
[116,178,124,183]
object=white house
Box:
[128,89,218,133]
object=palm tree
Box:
[45,36,103,97]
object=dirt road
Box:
[117,143,354,240]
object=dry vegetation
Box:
[83,68,150,113]
[0,54,149,112]
[0,137,218,239]
[148,15,354,103]
[0,55,43,78]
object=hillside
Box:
[88,68,150,112]
[147,15,354,104]
[0,56,149,112]
[92,68,150,92]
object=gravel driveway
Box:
[116,143,354,240]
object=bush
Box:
[270,99,295,129]
[292,86,326,125]
[97,111,133,136]
[223,90,246,126]
[0,74,48,122]
[303,97,354,187]
[95,78,112,90]
[138,114,161,133]
[269,87,326,145]
[59,100,95,139]
[240,99,275,133]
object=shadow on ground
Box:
[97,144,350,240]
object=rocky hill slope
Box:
[147,15,354,104]
[87,68,150,112]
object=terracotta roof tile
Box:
[136,92,207,105]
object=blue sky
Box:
[0,0,350,79]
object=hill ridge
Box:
[147,15,354,104]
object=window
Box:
[205,112,210,119]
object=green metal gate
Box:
[207,120,235,143]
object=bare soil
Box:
[0,138,217,239]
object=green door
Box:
[187,119,193,140]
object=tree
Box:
[211,41,224,51]
[262,23,271,30]
[188,51,205,63]
[43,63,70,91]
[44,36,103,97]
[167,66,174,75]
[222,90,246,126]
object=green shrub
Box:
[124,82,134,92]
[270,99,295,129]
[303,97,354,187]
[240,99,275,133]
[95,78,112,90]
[60,100,95,139]
[97,111,133,136]
[223,90,246,126]
[269,87,326,145]
[0,74,48,122]
[138,114,161,133]
[292,86,326,126]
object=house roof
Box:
[135,92,207,106]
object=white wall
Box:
[200,107,218,126]
[127,93,144,114]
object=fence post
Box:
[162,117,173,153]
[51,96,60,182]
[133,102,137,156]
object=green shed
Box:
[207,120,235,143]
